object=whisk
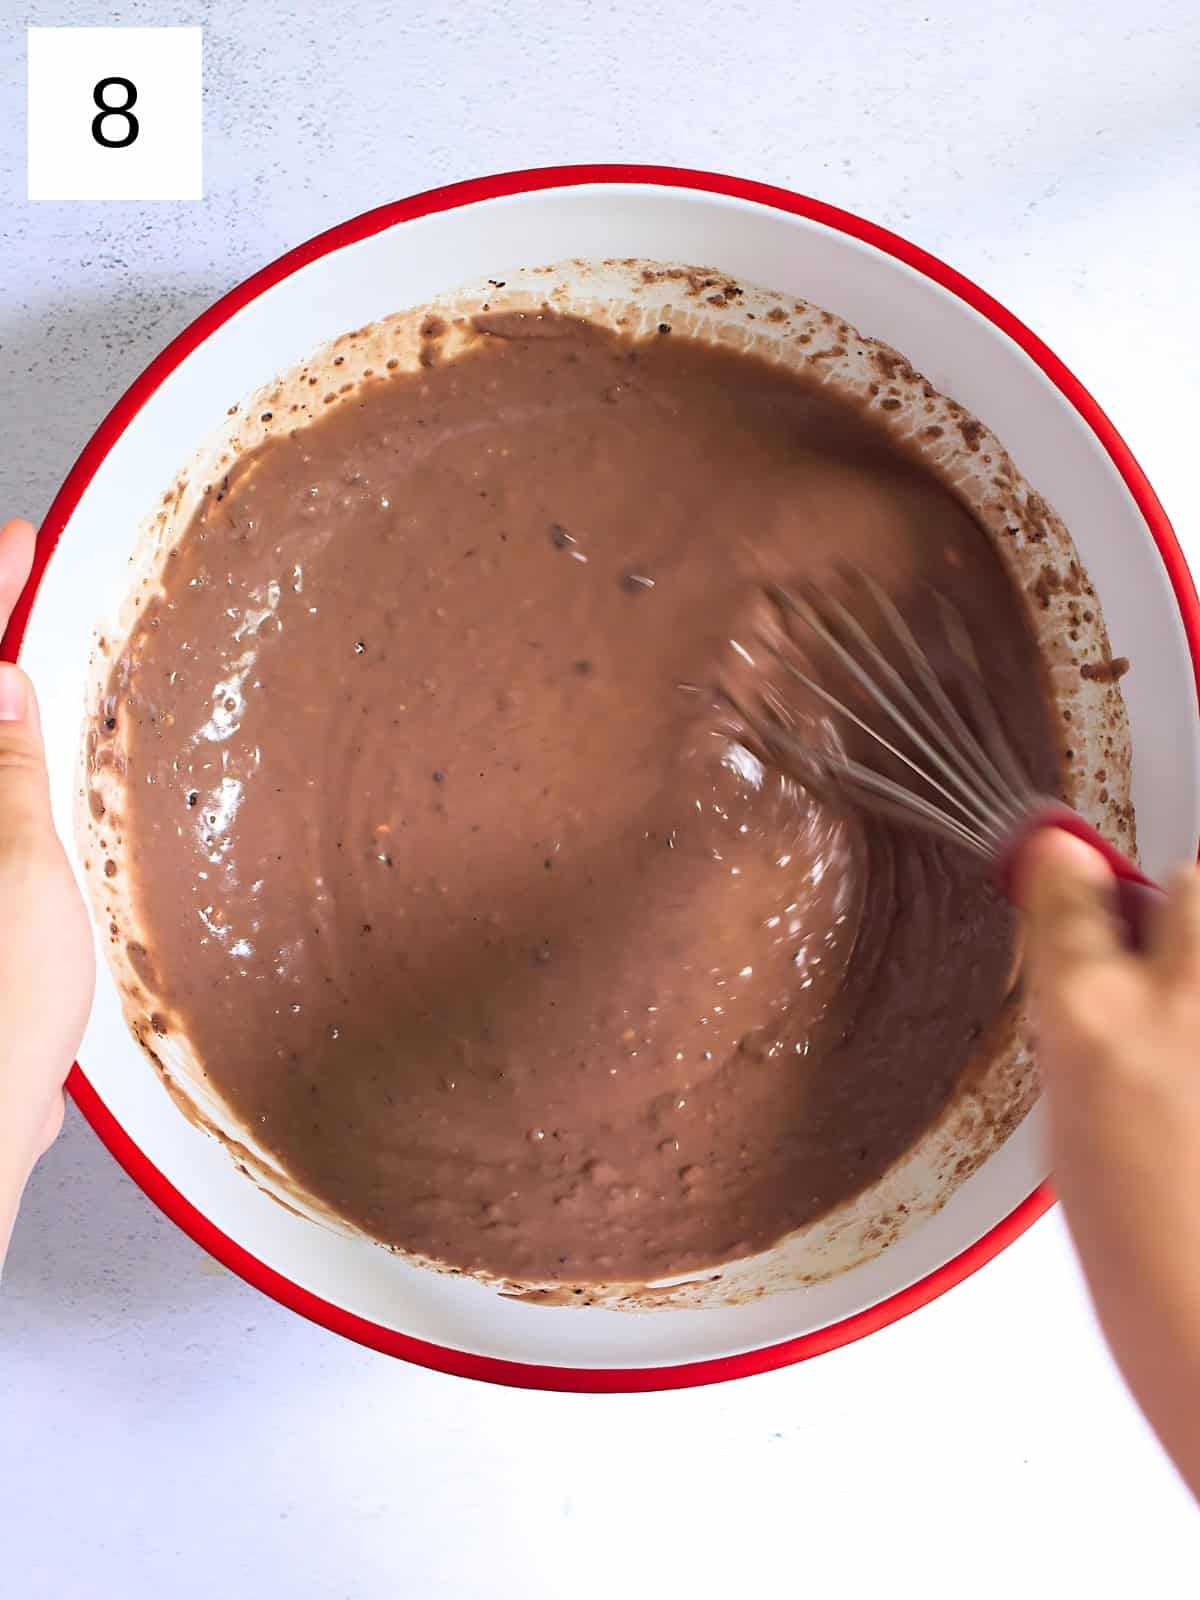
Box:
[746,573,1162,950]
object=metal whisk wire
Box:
[759,579,1038,860]
[735,571,1161,951]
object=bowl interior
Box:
[21,181,1200,1374]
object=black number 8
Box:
[91,77,139,149]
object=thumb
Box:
[0,662,53,841]
[1018,826,1123,990]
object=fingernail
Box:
[0,664,27,722]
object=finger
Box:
[0,518,37,637]
[1019,826,1124,989]
[1148,865,1200,990]
[0,661,53,837]
[36,1091,66,1159]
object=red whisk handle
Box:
[999,799,1163,953]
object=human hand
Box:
[0,518,94,1261]
[1021,828,1200,1498]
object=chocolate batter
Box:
[92,312,1058,1285]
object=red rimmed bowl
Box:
[8,166,1198,1390]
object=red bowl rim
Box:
[7,163,1198,1392]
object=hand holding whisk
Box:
[741,571,1162,950]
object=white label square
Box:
[27,27,203,201]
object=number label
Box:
[27,26,202,202]
[91,76,139,149]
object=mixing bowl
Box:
[8,165,1198,1390]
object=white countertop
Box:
[2,1,1198,1593]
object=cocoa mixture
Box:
[91,312,1058,1285]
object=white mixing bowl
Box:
[10,166,1199,1390]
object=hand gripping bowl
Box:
[9,167,1199,1391]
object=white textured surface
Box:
[1,1,1198,1594]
